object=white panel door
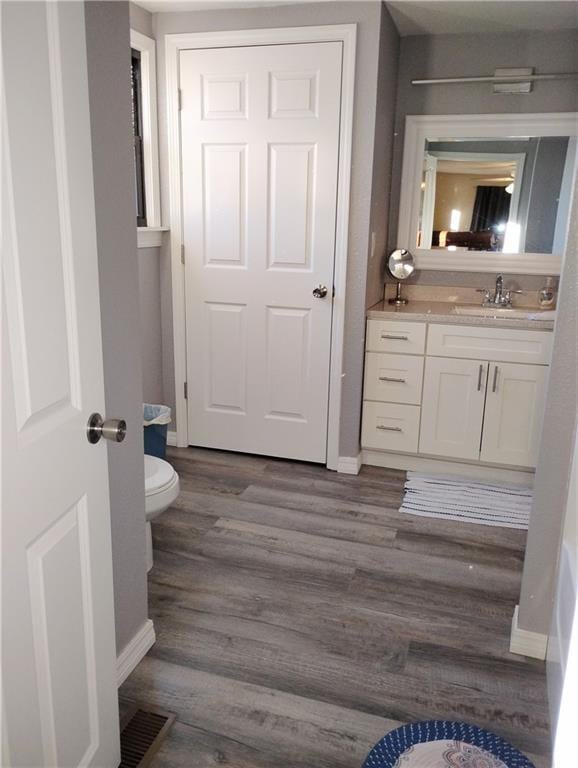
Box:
[181,42,342,462]
[419,357,488,460]
[481,362,549,467]
[2,3,119,766]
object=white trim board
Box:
[337,454,362,475]
[510,605,548,660]
[362,449,535,486]
[137,226,168,249]
[397,112,578,275]
[164,25,357,471]
[116,618,155,687]
[166,429,177,447]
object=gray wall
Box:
[153,1,399,458]
[129,0,153,37]
[389,29,578,252]
[129,2,165,405]
[85,0,148,656]
[518,190,577,636]
[366,2,400,309]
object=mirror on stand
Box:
[387,248,415,305]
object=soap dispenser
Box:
[539,277,555,309]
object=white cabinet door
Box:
[419,357,488,460]
[481,362,549,467]
[2,2,119,766]
[180,42,342,462]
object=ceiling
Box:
[135,0,578,37]
[386,1,578,37]
[436,159,517,176]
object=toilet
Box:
[144,454,180,571]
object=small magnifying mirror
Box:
[387,249,415,305]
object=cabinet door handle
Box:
[492,365,499,393]
[376,425,403,432]
[477,364,484,392]
[378,376,406,383]
[381,334,409,341]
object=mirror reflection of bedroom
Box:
[418,136,575,253]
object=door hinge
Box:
[181,244,185,265]
[183,381,188,400]
[178,88,182,111]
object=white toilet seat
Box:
[145,454,177,496]
[144,455,180,571]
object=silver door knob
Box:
[87,412,127,444]
[312,284,328,298]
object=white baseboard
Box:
[362,449,534,486]
[509,605,548,660]
[166,430,177,447]
[337,454,362,475]
[116,618,156,687]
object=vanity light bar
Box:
[412,72,578,86]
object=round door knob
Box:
[87,413,127,444]
[312,284,328,299]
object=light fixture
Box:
[450,209,461,231]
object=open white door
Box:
[548,426,578,767]
[2,2,120,766]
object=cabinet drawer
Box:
[366,320,426,355]
[362,402,420,453]
[427,324,552,365]
[364,352,424,405]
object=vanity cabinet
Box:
[362,319,552,473]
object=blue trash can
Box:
[143,404,172,458]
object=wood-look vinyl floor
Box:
[120,447,551,768]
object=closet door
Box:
[419,357,488,460]
[481,362,549,467]
[180,41,342,462]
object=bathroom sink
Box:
[452,306,552,320]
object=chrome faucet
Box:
[477,274,524,308]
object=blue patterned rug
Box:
[363,721,536,767]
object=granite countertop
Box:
[367,300,555,331]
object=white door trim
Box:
[164,24,357,470]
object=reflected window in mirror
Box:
[417,136,575,255]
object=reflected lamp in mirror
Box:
[398,114,578,274]
[387,248,415,305]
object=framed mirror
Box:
[397,113,578,274]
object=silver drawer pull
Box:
[378,376,406,383]
[381,334,409,341]
[477,364,484,392]
[376,425,403,432]
[492,365,499,393]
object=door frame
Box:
[165,24,357,470]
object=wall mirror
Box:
[398,113,578,273]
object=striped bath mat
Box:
[400,472,532,529]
